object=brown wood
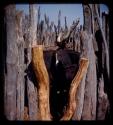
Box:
[32,45,51,120]
[4,5,17,120]
[60,58,89,120]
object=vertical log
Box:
[102,12,106,38]
[83,5,92,33]
[64,16,68,31]
[29,4,38,46]
[72,5,97,120]
[97,75,109,120]
[94,5,110,119]
[60,58,89,120]
[72,30,87,119]
[95,4,109,78]
[58,10,61,34]
[72,73,86,120]
[26,4,38,120]
[4,5,17,120]
[32,45,51,120]
[81,31,97,120]
[37,6,40,31]
[16,11,25,120]
[102,12,109,51]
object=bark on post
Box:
[16,10,25,120]
[26,4,38,120]
[32,45,51,120]
[4,5,17,120]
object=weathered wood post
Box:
[60,58,89,120]
[93,4,109,120]
[16,10,25,120]
[26,4,38,120]
[58,10,61,34]
[81,4,97,120]
[95,4,109,78]
[32,45,51,120]
[72,4,97,120]
[4,5,17,120]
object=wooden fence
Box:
[1,4,110,120]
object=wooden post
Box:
[26,4,38,120]
[32,45,51,120]
[58,10,61,34]
[60,58,89,120]
[4,5,17,120]
[97,75,109,120]
[16,10,25,120]
[81,31,97,120]
[72,30,88,119]
[95,4,109,78]
[83,5,92,34]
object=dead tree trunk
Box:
[60,58,89,120]
[97,75,109,120]
[93,4,110,120]
[81,31,97,120]
[72,5,97,120]
[83,5,92,34]
[95,4,109,78]
[78,5,97,120]
[4,5,17,120]
[26,4,38,120]
[32,45,51,120]
[72,29,88,120]
[58,10,61,34]
[16,10,25,120]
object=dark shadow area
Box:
[95,29,111,120]
[24,48,38,107]
[25,63,38,87]
[0,6,7,120]
[44,49,80,120]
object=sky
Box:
[16,4,109,27]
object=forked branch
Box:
[32,45,89,121]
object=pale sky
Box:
[16,4,109,27]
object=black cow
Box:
[44,48,80,120]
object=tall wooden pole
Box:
[4,5,17,120]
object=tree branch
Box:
[60,58,89,120]
[32,45,51,120]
